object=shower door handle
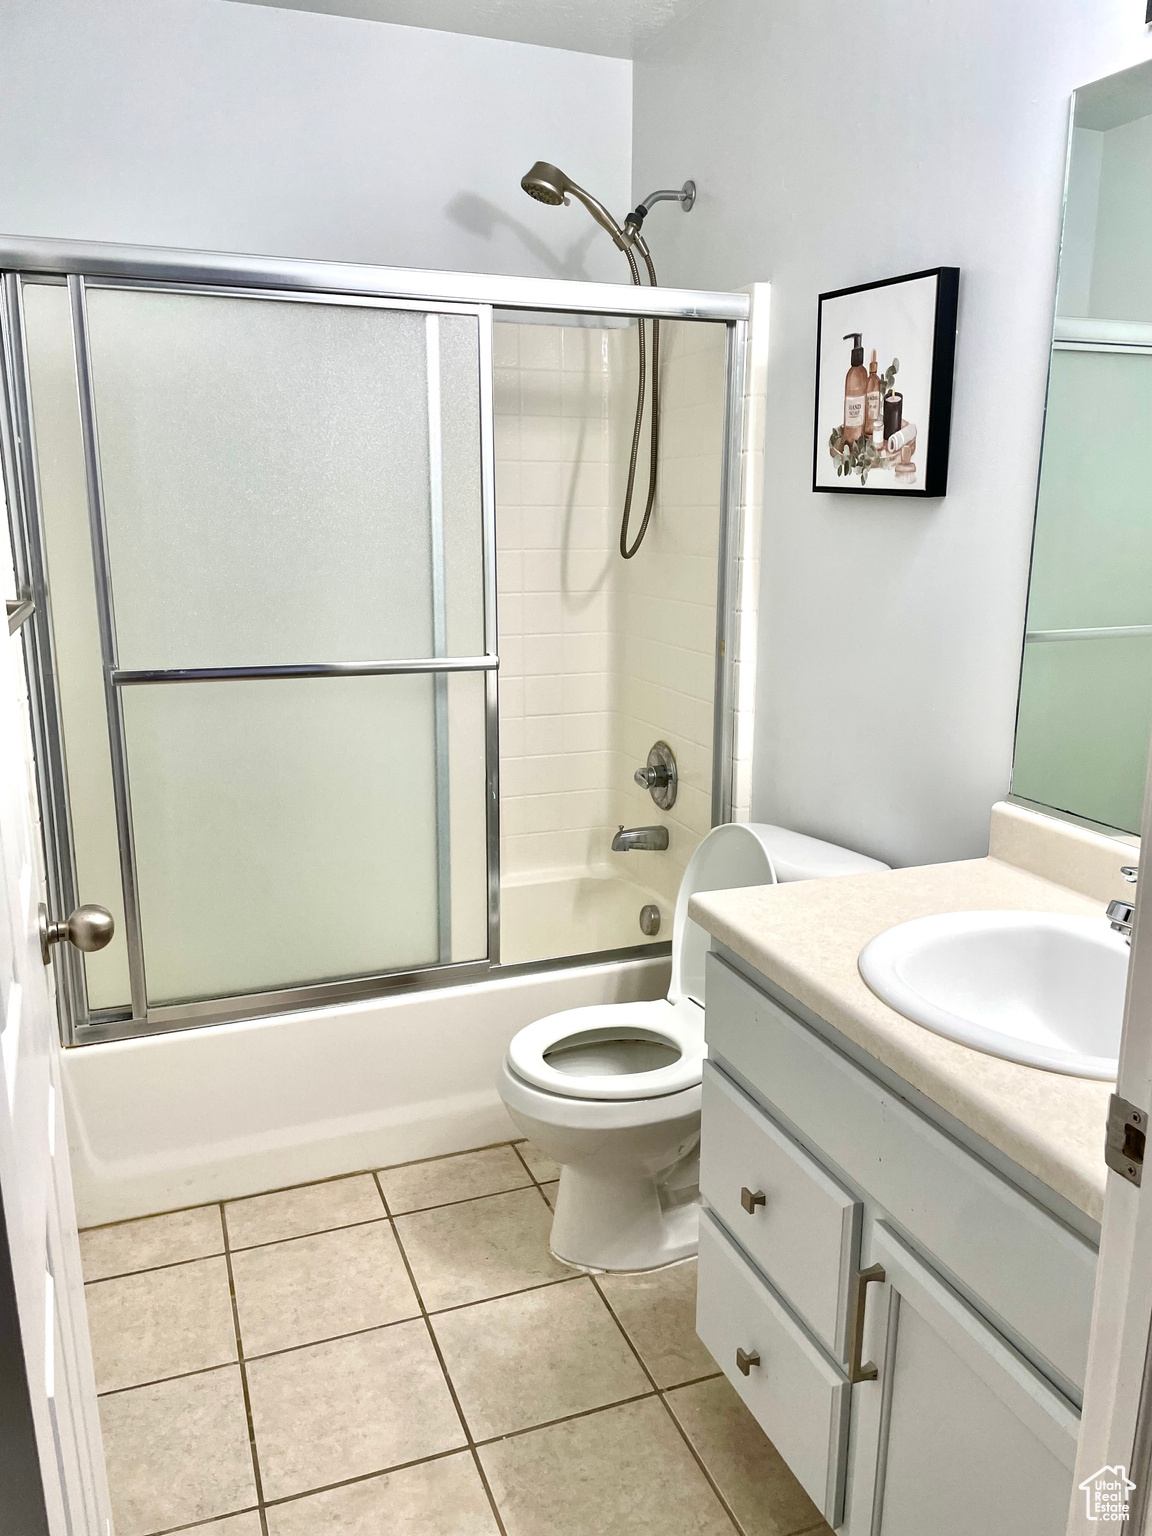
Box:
[40,903,115,965]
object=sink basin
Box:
[858,910,1129,1079]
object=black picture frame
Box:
[812,266,959,498]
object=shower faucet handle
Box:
[634,764,671,790]
[634,741,678,810]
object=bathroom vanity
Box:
[690,812,1124,1536]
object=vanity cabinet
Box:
[697,950,1095,1534]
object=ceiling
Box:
[227,0,708,58]
[1075,58,1152,133]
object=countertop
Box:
[689,856,1113,1221]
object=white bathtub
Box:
[500,870,669,966]
[63,951,670,1225]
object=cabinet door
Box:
[868,1223,1078,1536]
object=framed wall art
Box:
[812,266,959,497]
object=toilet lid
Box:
[506,998,704,1101]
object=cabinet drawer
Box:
[701,1060,860,1359]
[706,952,1098,1394]
[697,1209,850,1528]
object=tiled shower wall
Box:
[494,303,763,906]
[493,322,617,883]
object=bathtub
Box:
[499,870,669,966]
[63,950,670,1225]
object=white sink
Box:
[858,911,1129,1079]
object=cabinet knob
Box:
[736,1347,761,1376]
[740,1186,766,1214]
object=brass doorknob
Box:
[40,903,115,966]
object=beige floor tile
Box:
[433,1277,649,1440]
[231,1220,418,1356]
[378,1145,531,1214]
[480,1396,733,1536]
[598,1260,717,1389]
[515,1140,561,1182]
[80,1206,224,1281]
[86,1256,236,1393]
[246,1319,465,1501]
[395,1186,568,1310]
[541,1180,559,1208]
[666,1375,827,1536]
[185,1516,263,1535]
[266,1451,500,1535]
[99,1365,255,1536]
[224,1174,384,1249]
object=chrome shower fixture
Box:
[623,181,696,243]
[519,160,697,558]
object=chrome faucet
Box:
[1107,865,1140,944]
[612,824,669,852]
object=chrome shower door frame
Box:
[0,237,751,1045]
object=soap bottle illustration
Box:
[842,333,867,443]
[864,349,881,437]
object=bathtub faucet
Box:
[612,824,669,852]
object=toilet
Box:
[498,822,889,1272]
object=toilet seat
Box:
[506,997,704,1101]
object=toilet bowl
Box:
[498,822,889,1272]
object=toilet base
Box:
[550,1165,700,1271]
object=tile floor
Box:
[80,1141,833,1536]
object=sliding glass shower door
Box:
[11,277,496,1032]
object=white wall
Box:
[633,2,1152,868]
[0,0,632,282]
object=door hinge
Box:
[1106,1094,1147,1187]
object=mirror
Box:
[1012,61,1152,835]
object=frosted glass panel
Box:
[1014,635,1152,834]
[122,672,489,1004]
[84,290,484,668]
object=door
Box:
[0,517,110,1529]
[6,274,496,1040]
[864,1222,1079,1536]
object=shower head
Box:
[521,161,570,206]
[520,161,629,251]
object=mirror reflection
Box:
[1013,61,1152,834]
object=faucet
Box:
[612,824,669,852]
[1107,865,1139,944]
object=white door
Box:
[1070,749,1152,1536]
[868,1223,1080,1536]
[1,528,110,1529]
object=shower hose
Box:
[620,241,659,559]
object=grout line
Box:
[590,1274,745,1536]
[260,1444,472,1513]
[220,1203,270,1536]
[390,1183,537,1221]
[373,1171,510,1536]
[83,1249,228,1285]
[97,1359,239,1400]
[149,1506,263,1536]
[470,1388,659,1449]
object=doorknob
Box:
[40,904,115,966]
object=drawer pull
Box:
[735,1347,761,1376]
[740,1186,766,1214]
[846,1263,886,1384]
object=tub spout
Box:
[612,824,669,852]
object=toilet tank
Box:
[669,822,888,1009]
